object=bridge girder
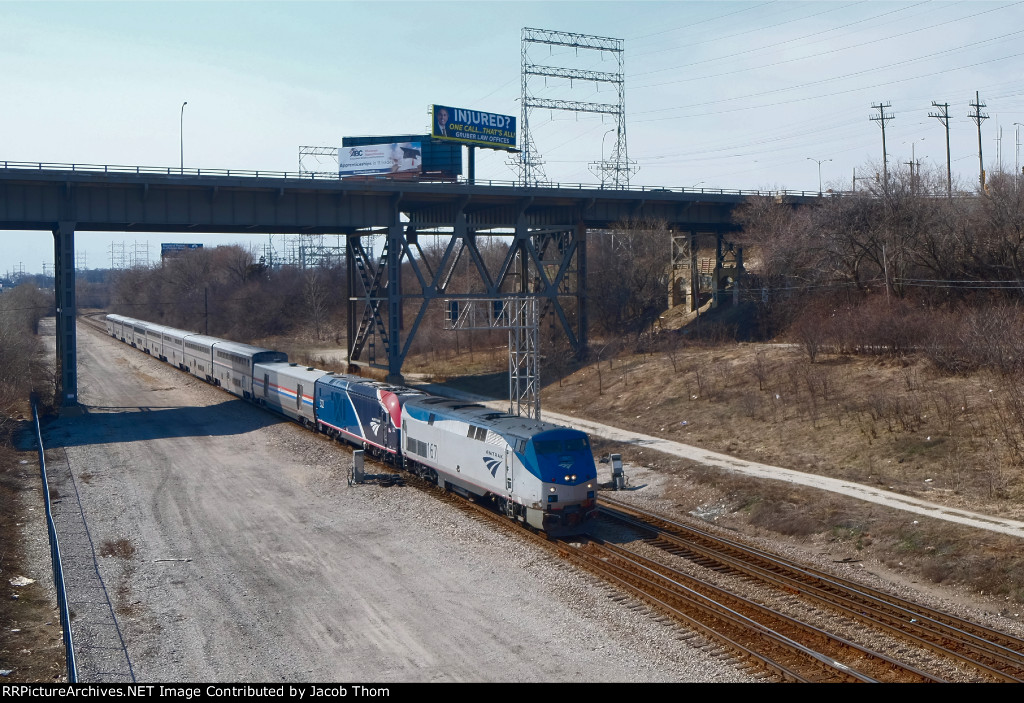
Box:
[1,167,810,401]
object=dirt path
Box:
[34,321,752,683]
[415,385,1024,540]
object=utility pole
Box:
[870,102,894,189]
[929,101,953,197]
[969,91,989,191]
[1015,122,1023,191]
[995,126,1003,173]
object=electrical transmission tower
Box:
[513,28,635,188]
[870,101,894,189]
[929,101,952,196]
[109,241,128,269]
[969,91,989,190]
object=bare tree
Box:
[589,218,671,341]
[304,269,330,341]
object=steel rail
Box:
[426,489,813,682]
[31,398,78,682]
[599,497,1024,682]
[585,539,941,683]
[402,478,881,682]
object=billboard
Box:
[342,135,461,180]
[161,243,203,258]
[431,105,517,150]
[339,142,422,178]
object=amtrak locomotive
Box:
[105,314,598,533]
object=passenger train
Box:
[104,314,598,534]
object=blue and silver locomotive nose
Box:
[528,429,597,485]
[526,428,598,531]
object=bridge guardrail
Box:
[0,159,824,198]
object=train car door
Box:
[504,446,515,518]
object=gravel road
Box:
[38,321,755,683]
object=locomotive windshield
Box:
[532,435,590,455]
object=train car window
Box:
[467,425,476,438]
[475,427,487,441]
[514,439,527,453]
[296,384,303,410]
[263,374,269,397]
[428,413,435,425]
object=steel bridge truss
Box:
[347,208,586,384]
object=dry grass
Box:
[240,328,1024,604]
[548,343,1024,514]
[0,437,68,682]
[430,340,1024,604]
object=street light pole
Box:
[807,157,831,195]
[180,101,188,173]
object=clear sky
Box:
[3,0,1023,275]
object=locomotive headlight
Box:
[564,474,571,482]
[587,483,593,488]
[549,487,556,493]
[571,474,577,481]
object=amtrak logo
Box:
[370,418,382,436]
[558,456,574,472]
[483,456,502,477]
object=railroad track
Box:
[596,495,1024,682]
[81,313,1024,681]
[401,477,933,681]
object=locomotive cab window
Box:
[563,437,588,452]
[533,440,562,455]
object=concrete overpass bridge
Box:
[0,161,817,405]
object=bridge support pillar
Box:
[386,222,404,386]
[53,221,78,406]
[711,233,723,309]
[576,221,588,359]
[733,246,744,306]
[670,230,697,312]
